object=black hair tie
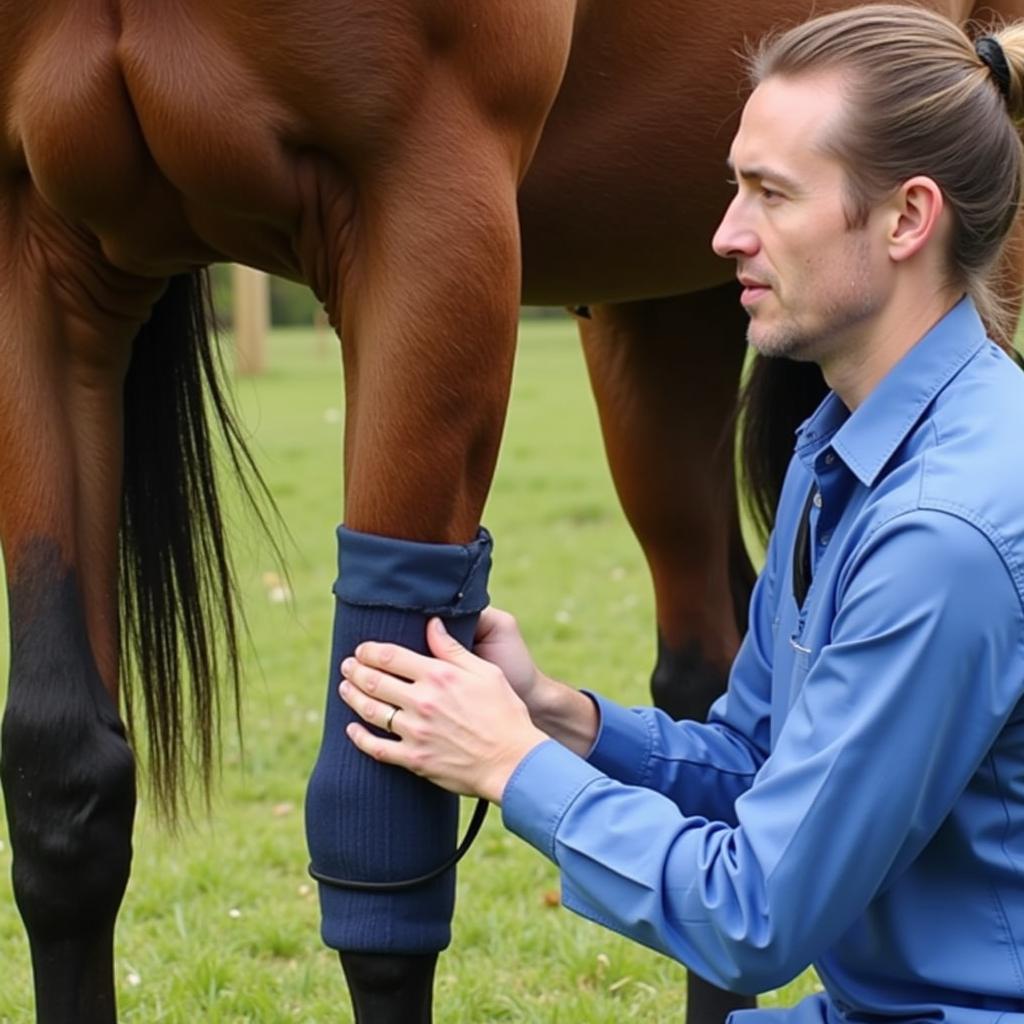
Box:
[976,36,1012,103]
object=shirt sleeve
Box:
[501,511,1024,993]
[581,524,780,824]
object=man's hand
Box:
[474,606,600,757]
[340,617,548,804]
[472,607,542,709]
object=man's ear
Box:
[886,176,946,263]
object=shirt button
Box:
[813,491,823,508]
[820,532,831,546]
[824,452,835,465]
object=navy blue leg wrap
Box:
[305,525,493,953]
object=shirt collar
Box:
[794,296,988,485]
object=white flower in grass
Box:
[229,907,242,919]
[261,571,292,603]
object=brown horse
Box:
[0,2,1019,1022]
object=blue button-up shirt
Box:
[502,297,1024,1024]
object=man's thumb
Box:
[428,617,472,664]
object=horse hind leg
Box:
[579,284,757,1023]
[3,547,136,1024]
[579,285,755,716]
[0,192,165,1023]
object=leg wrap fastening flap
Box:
[305,525,493,954]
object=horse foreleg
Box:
[0,196,159,1022]
[579,285,757,1023]
[302,119,534,1021]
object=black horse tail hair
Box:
[119,270,279,824]
[737,354,828,545]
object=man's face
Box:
[712,73,890,362]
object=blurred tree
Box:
[271,276,323,326]
[210,264,322,328]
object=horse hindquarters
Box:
[0,189,164,1024]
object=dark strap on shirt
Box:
[792,485,816,608]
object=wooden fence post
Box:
[233,265,269,376]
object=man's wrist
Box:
[488,726,548,805]
[531,674,599,757]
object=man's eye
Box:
[761,187,783,201]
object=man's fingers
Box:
[346,722,408,767]
[473,606,500,643]
[339,680,399,732]
[340,660,411,708]
[345,619,488,685]
[346,639,434,684]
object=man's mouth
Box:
[738,276,771,305]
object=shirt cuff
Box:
[583,690,655,788]
[501,739,606,861]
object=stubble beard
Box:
[745,236,877,364]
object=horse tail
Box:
[119,270,276,823]
[737,355,828,544]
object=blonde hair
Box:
[749,3,1024,344]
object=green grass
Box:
[0,318,820,1021]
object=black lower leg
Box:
[1,542,136,1024]
[650,633,729,723]
[339,952,438,1024]
[26,927,119,1024]
[686,972,755,1024]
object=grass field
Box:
[0,316,820,1022]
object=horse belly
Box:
[521,0,949,305]
[518,5,748,303]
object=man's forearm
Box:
[530,674,600,757]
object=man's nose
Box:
[712,199,759,260]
